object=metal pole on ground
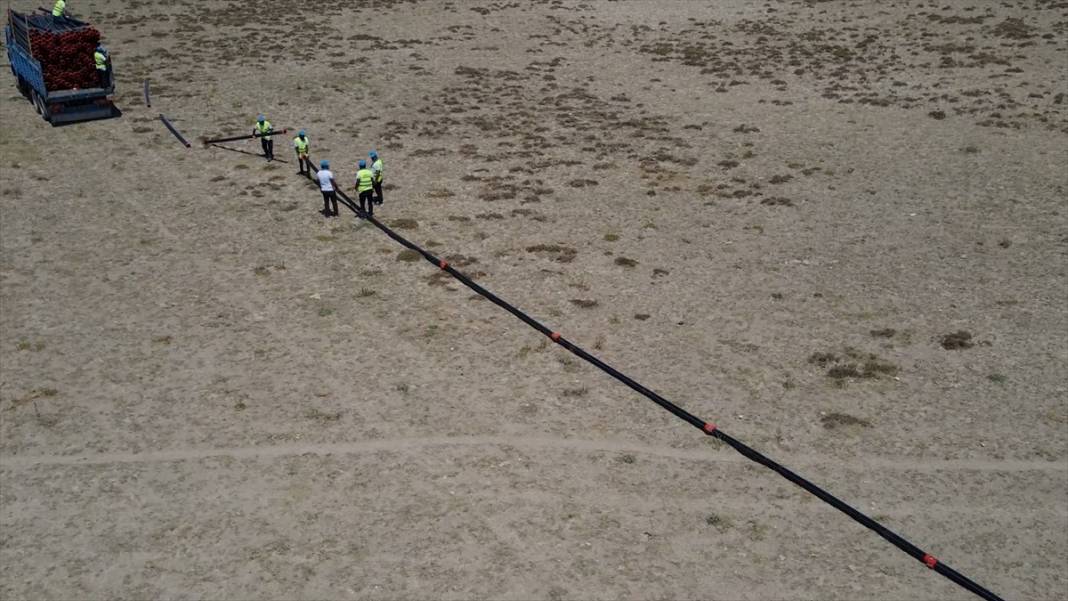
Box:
[202,128,288,146]
[159,114,191,148]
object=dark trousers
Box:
[97,69,108,88]
[297,155,310,174]
[261,138,274,159]
[373,181,383,205]
[359,190,374,216]
[321,190,338,216]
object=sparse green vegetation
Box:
[397,249,422,262]
[822,412,872,429]
[390,218,419,230]
[706,514,732,530]
[941,331,975,350]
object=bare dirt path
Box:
[3,435,1065,475]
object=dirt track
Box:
[1,0,1066,599]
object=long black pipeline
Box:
[305,161,1004,601]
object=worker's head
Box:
[369,150,378,159]
[298,130,306,138]
[257,114,265,123]
[321,160,329,169]
[358,159,367,168]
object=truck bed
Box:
[7,8,111,96]
[5,8,115,124]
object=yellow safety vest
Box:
[356,169,374,192]
[371,158,383,183]
[293,137,309,154]
[94,51,107,71]
[255,120,272,141]
[52,0,65,17]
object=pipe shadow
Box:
[209,143,289,163]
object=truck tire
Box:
[31,90,51,121]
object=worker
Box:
[293,130,310,176]
[369,150,384,205]
[317,160,338,217]
[52,0,66,18]
[254,115,274,161]
[93,45,108,89]
[355,159,375,216]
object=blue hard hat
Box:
[257,114,265,122]
[369,150,378,158]
[299,130,306,137]
[358,159,367,168]
[320,160,329,168]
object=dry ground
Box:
[1,0,1067,599]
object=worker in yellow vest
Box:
[369,150,384,206]
[52,0,66,18]
[254,115,274,161]
[293,130,310,176]
[355,159,375,216]
[93,45,109,89]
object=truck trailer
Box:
[5,8,116,125]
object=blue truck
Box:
[5,8,116,124]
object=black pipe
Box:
[159,114,190,148]
[143,79,150,107]
[210,144,289,163]
[203,128,287,145]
